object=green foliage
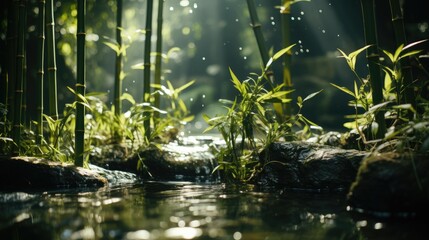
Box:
[204,46,321,183]
[334,40,429,151]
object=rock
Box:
[256,141,369,190]
[0,157,108,191]
[347,152,429,217]
[88,164,140,186]
[134,142,220,183]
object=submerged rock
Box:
[0,157,108,191]
[347,152,429,217]
[256,141,369,191]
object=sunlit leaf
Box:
[120,93,136,105]
[330,83,355,97]
[175,80,195,94]
[302,89,323,102]
[229,67,243,91]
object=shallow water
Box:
[0,182,426,240]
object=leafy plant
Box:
[204,46,321,183]
[334,40,428,151]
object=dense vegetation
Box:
[0,0,428,183]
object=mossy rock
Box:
[347,152,429,217]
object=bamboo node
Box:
[47,67,57,71]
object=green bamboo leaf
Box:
[272,44,296,61]
[330,83,355,97]
[382,49,394,63]
[398,50,422,61]
[392,104,416,113]
[229,67,243,93]
[120,92,136,105]
[103,41,120,55]
[175,80,195,94]
[297,96,303,108]
[131,62,145,70]
[402,39,428,51]
[393,44,404,62]
[353,81,359,98]
[368,101,391,113]
[181,115,195,123]
[302,89,323,102]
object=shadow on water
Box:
[0,182,426,240]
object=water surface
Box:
[0,182,425,239]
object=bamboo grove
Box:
[0,0,169,167]
[0,0,427,172]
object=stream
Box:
[0,181,425,239]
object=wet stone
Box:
[0,157,108,191]
[256,141,369,191]
[135,141,221,183]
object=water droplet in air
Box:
[180,0,189,7]
[235,19,239,22]
[239,47,242,51]
[300,11,304,15]
[190,98,194,102]
[202,94,206,99]
[297,17,301,21]
[319,9,323,13]
[169,7,174,11]
[291,17,295,21]
[202,57,206,61]
[194,3,198,8]
[322,29,326,33]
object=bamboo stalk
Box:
[154,0,164,121]
[36,0,45,144]
[360,0,386,138]
[114,0,123,116]
[12,0,27,155]
[6,0,20,130]
[389,0,414,108]
[75,0,86,167]
[245,0,270,67]
[280,0,293,120]
[46,0,58,120]
[143,0,154,139]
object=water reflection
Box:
[0,183,426,239]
